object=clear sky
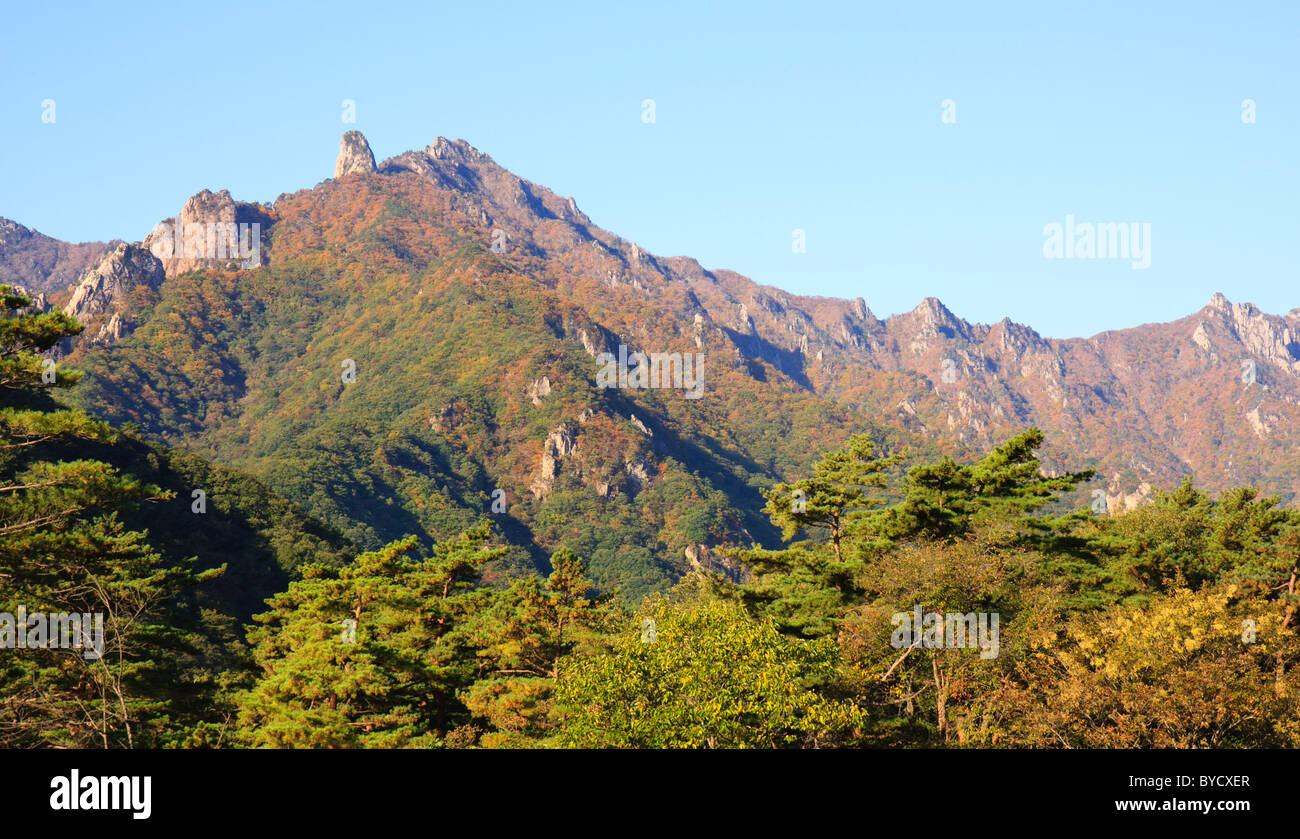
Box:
[2,1,1295,338]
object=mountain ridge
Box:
[4,132,1297,602]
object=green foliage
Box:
[729,435,899,638]
[555,598,864,748]
[236,524,505,747]
[0,285,220,747]
[464,549,617,746]
[879,427,1095,545]
[726,426,1300,747]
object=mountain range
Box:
[3,129,1297,597]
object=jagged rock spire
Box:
[62,243,165,345]
[335,131,377,178]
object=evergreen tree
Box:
[880,427,1095,545]
[0,285,219,747]
[236,524,504,747]
[729,434,900,638]
[464,548,615,745]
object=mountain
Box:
[0,218,119,295]
[807,291,1300,512]
[60,242,166,345]
[7,131,1298,596]
[41,134,894,599]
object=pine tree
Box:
[729,434,901,638]
[0,284,219,747]
[236,524,505,747]
[880,427,1095,545]
[464,548,615,745]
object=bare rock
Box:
[142,189,270,277]
[530,424,577,499]
[528,376,552,406]
[335,130,377,179]
[684,543,745,583]
[62,243,165,345]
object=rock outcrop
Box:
[684,543,746,583]
[62,243,165,345]
[527,376,552,406]
[8,285,51,314]
[335,130,377,178]
[1198,292,1300,374]
[142,189,273,277]
[530,424,577,500]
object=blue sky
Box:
[2,0,1295,338]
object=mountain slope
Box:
[11,130,1299,596]
[51,145,889,599]
[354,133,1300,509]
[0,218,118,295]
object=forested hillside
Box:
[56,157,910,600]
[2,131,1297,749]
[6,282,1296,747]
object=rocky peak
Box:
[62,243,164,345]
[850,297,873,322]
[987,316,1044,355]
[1194,293,1300,371]
[899,296,970,339]
[0,217,31,241]
[913,296,955,321]
[334,131,377,178]
[141,189,272,278]
[374,135,600,260]
[378,139,490,194]
[426,136,487,165]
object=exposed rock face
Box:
[335,131,377,179]
[62,243,165,345]
[8,285,51,314]
[530,424,577,499]
[528,376,552,406]
[1104,481,1154,515]
[623,458,651,489]
[376,135,601,268]
[1198,294,1300,375]
[0,217,118,295]
[684,543,745,583]
[142,189,273,278]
